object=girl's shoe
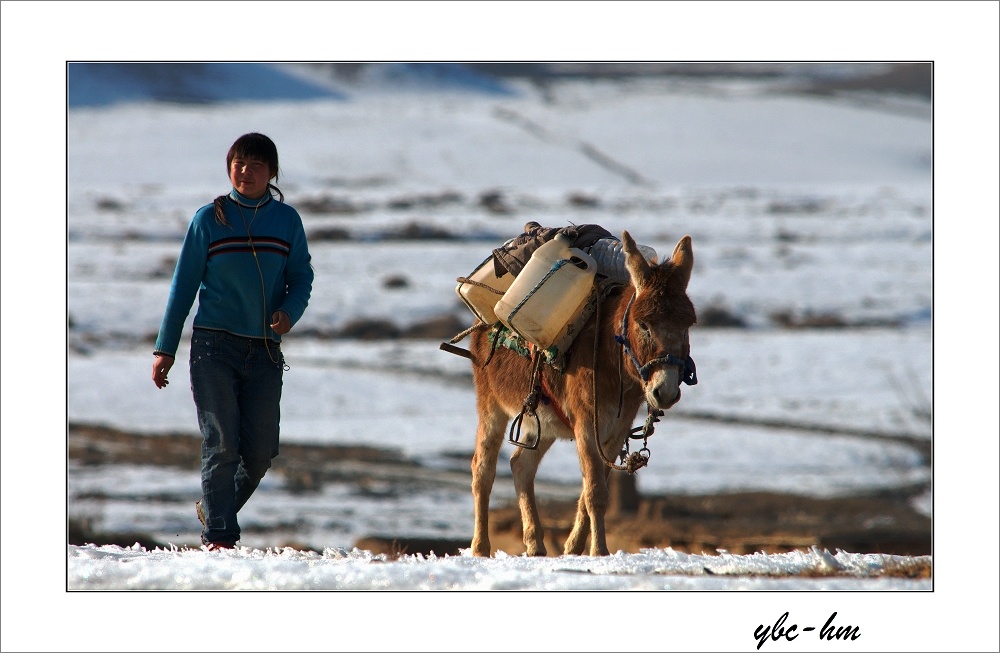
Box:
[204,541,235,551]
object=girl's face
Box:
[229,156,272,199]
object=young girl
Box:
[152,132,314,550]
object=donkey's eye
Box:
[638,322,650,333]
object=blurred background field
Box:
[66,62,934,556]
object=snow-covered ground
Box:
[5,3,1000,652]
[69,543,929,592]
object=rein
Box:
[592,288,644,473]
[593,288,698,474]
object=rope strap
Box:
[455,276,507,294]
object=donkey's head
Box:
[621,231,697,410]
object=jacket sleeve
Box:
[153,210,210,356]
[277,208,314,327]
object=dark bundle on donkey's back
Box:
[445,223,697,557]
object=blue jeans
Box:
[189,328,284,545]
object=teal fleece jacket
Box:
[154,189,314,357]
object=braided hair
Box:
[213,132,285,226]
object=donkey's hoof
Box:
[563,536,587,556]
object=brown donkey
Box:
[468,231,697,556]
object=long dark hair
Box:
[213,132,284,226]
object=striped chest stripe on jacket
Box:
[208,236,292,258]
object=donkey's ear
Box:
[622,230,654,292]
[670,235,694,290]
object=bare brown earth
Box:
[67,424,931,561]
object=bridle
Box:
[589,286,699,474]
[614,291,697,387]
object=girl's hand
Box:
[152,354,174,389]
[270,311,291,335]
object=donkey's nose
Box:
[652,383,679,407]
[649,367,681,408]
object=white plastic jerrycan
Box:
[495,232,597,349]
[455,255,514,325]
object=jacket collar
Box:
[229,188,272,209]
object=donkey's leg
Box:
[572,434,613,556]
[510,435,555,557]
[563,487,591,555]
[564,463,616,555]
[575,429,630,556]
[471,402,507,557]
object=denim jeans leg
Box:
[234,341,283,511]
[190,330,243,544]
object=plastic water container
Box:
[495,233,597,349]
[456,255,514,325]
[589,237,658,284]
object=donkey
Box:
[468,231,696,557]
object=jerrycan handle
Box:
[550,231,597,271]
[566,247,596,271]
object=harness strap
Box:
[508,349,546,449]
[539,376,573,430]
